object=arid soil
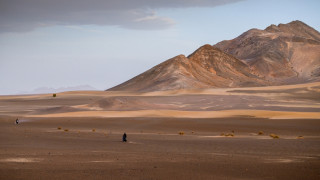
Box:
[0,82,320,179]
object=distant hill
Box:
[109,20,320,92]
[18,85,97,95]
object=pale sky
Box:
[0,0,319,95]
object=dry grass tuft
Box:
[225,133,234,137]
[221,131,234,137]
[178,131,185,135]
[57,127,62,130]
[92,129,96,132]
[64,129,69,132]
[270,134,279,139]
[297,135,304,139]
[258,131,264,135]
[191,131,195,134]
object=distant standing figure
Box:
[122,133,127,142]
[15,118,19,125]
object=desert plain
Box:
[0,82,320,180]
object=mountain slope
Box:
[108,45,266,91]
[214,20,320,83]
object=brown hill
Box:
[214,20,320,84]
[109,20,320,92]
[109,45,267,91]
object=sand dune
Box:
[1,82,319,117]
[27,109,320,119]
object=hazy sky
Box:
[0,0,319,95]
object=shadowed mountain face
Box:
[214,20,320,83]
[109,20,320,92]
[109,45,267,91]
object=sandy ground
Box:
[0,82,320,179]
[0,117,319,180]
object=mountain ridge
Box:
[109,20,320,92]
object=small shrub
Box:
[57,127,62,130]
[92,129,96,132]
[270,134,279,139]
[178,131,184,135]
[258,131,264,135]
[220,133,225,136]
[53,94,56,97]
[64,129,69,132]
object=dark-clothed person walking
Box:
[122,133,127,142]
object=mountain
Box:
[214,20,320,84]
[109,45,267,91]
[109,20,320,92]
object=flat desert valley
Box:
[0,82,320,179]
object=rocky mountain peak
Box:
[265,20,320,41]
